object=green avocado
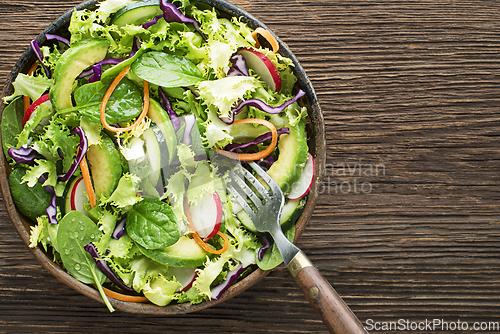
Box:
[86,133,122,199]
[267,121,308,195]
[137,235,209,268]
[49,39,110,111]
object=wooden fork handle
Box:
[287,251,367,334]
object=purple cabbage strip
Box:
[211,264,248,300]
[45,33,70,46]
[142,14,163,29]
[182,114,196,145]
[46,187,58,225]
[8,147,44,166]
[230,55,249,76]
[58,126,88,182]
[112,218,126,240]
[159,0,206,41]
[30,40,51,79]
[257,154,275,170]
[257,235,272,260]
[158,87,181,132]
[232,89,306,116]
[225,127,289,152]
[226,67,245,78]
[84,243,135,292]
[88,64,102,83]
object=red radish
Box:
[238,48,282,92]
[22,94,51,127]
[188,191,223,241]
[287,153,315,200]
[71,177,89,213]
[170,267,198,293]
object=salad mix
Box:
[1,0,313,311]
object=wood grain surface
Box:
[1,0,499,333]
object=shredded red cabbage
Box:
[30,40,51,79]
[142,14,163,29]
[158,87,181,132]
[84,243,135,292]
[46,186,58,225]
[225,127,289,152]
[8,147,44,165]
[112,218,126,239]
[45,33,70,46]
[58,126,88,182]
[229,55,249,76]
[211,264,248,300]
[232,89,305,116]
[159,0,206,41]
[257,235,272,260]
[182,114,196,145]
[88,64,102,83]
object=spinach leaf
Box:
[73,77,143,124]
[256,225,295,270]
[131,51,205,88]
[57,211,106,285]
[8,166,52,222]
[127,198,180,250]
[1,97,24,158]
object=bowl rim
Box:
[0,0,326,314]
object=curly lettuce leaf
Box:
[100,173,142,208]
[22,159,58,188]
[196,76,256,119]
[142,275,180,306]
[3,73,52,104]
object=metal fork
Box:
[227,161,367,334]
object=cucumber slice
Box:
[111,0,162,27]
[61,176,89,217]
[143,123,170,195]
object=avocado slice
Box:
[49,39,110,111]
[86,133,122,199]
[147,98,177,164]
[137,235,209,268]
[267,121,308,195]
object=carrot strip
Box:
[252,27,279,54]
[79,155,96,208]
[101,286,148,303]
[215,118,278,161]
[23,61,40,112]
[185,201,229,255]
[100,65,150,133]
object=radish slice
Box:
[287,153,315,200]
[170,267,198,293]
[238,48,282,92]
[71,177,90,213]
[188,191,223,241]
[22,94,51,127]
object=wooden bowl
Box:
[0,0,325,314]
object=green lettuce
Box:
[3,73,52,104]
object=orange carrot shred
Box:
[185,201,229,255]
[252,27,279,54]
[101,286,148,303]
[79,154,96,208]
[100,65,150,133]
[215,118,278,161]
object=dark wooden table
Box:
[1,1,499,333]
